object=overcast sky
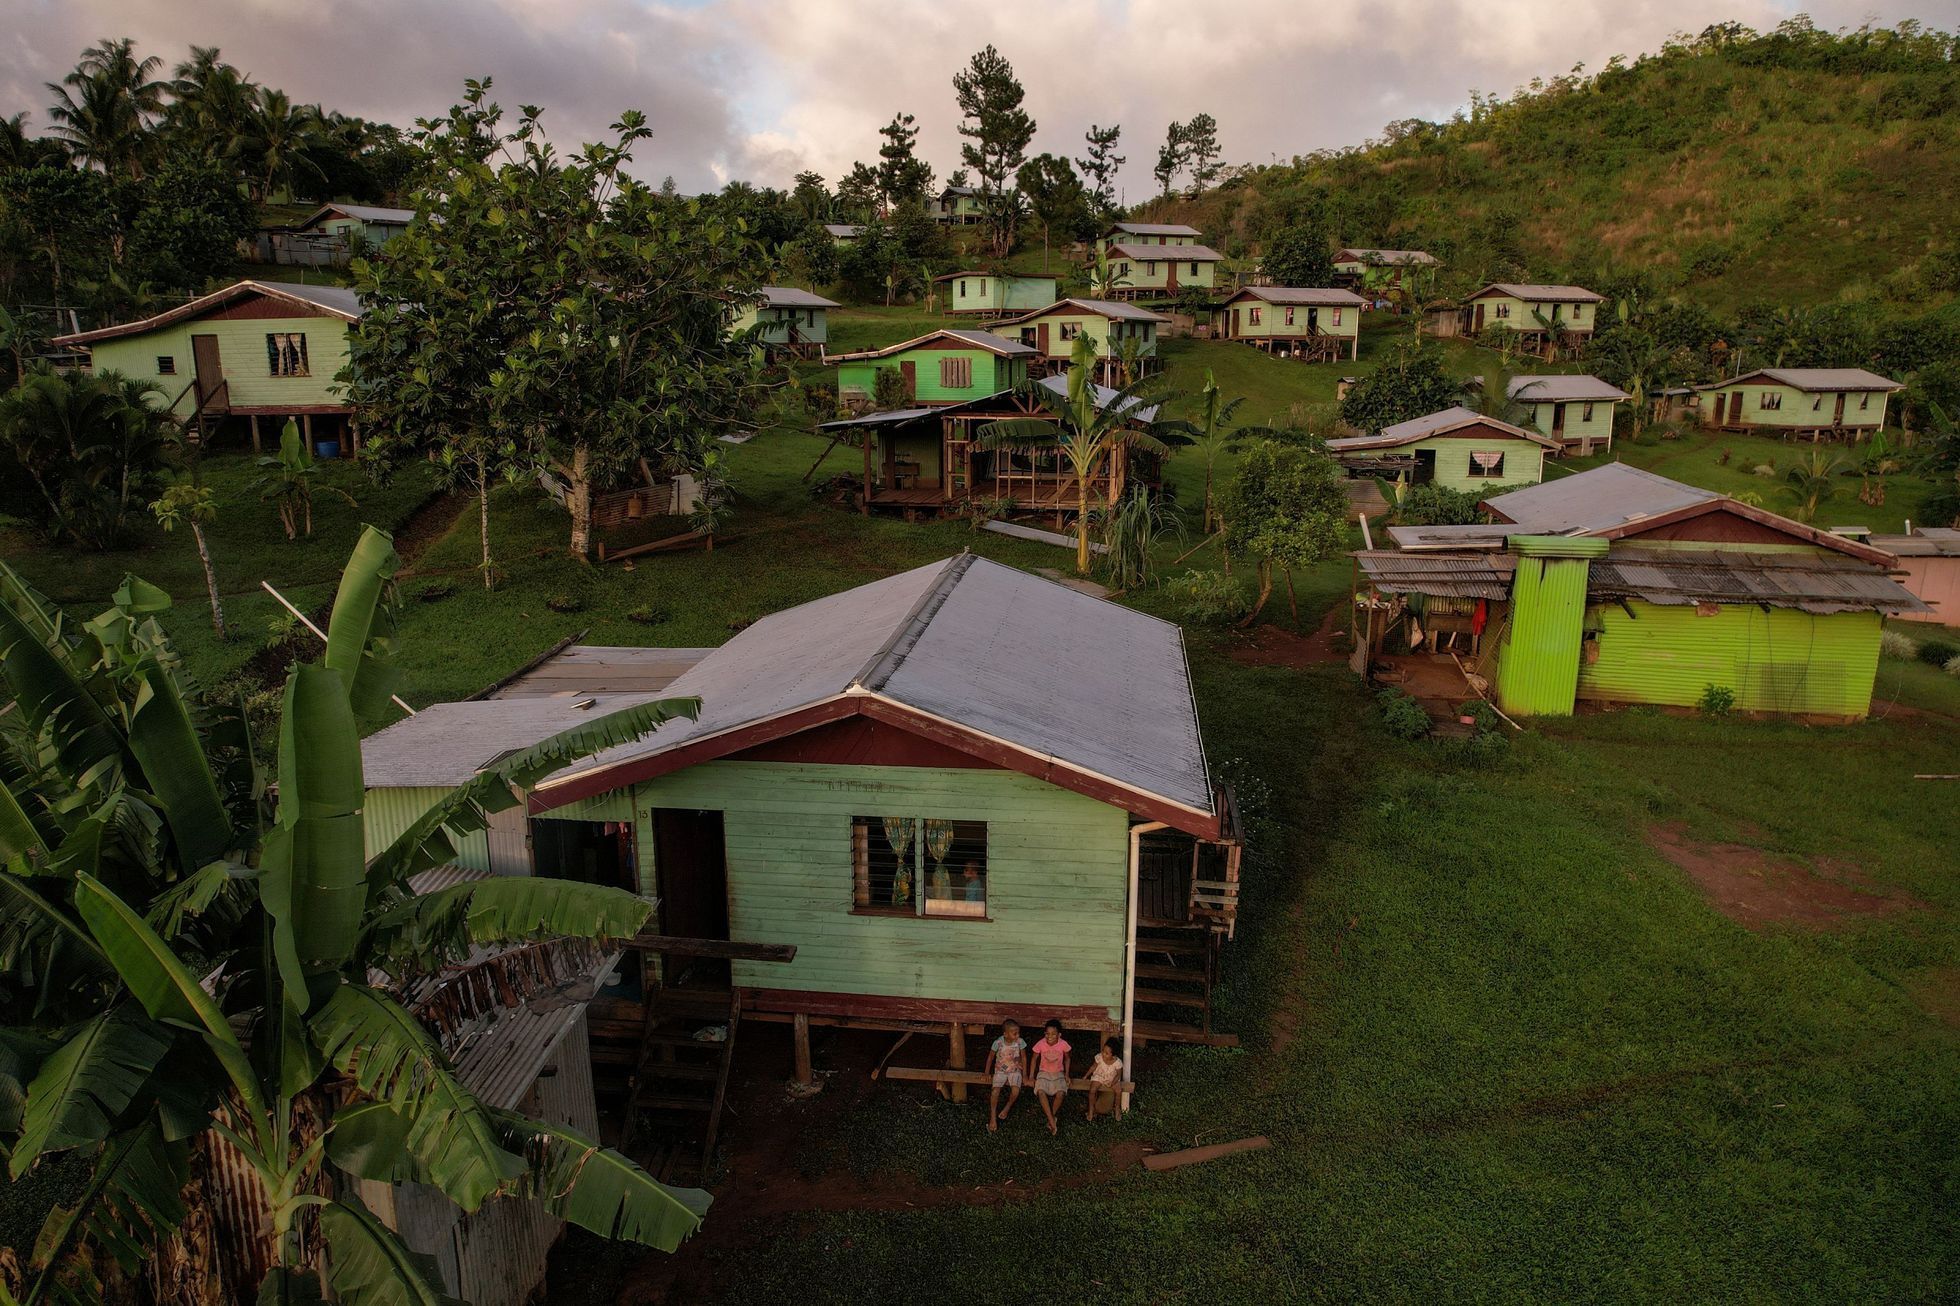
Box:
[4,0,1955,196]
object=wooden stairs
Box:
[623,986,741,1185]
[1131,926,1238,1048]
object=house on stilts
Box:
[1212,286,1368,361]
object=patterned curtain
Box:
[922,819,956,864]
[883,817,915,906]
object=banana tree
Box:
[1156,369,1247,534]
[1084,245,1131,300]
[253,418,353,540]
[0,527,711,1303]
[975,333,1180,576]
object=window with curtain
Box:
[266,333,310,377]
[851,816,987,918]
[1469,450,1506,477]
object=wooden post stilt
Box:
[301,413,315,455]
[860,433,872,515]
[792,1012,814,1087]
[948,1023,967,1103]
[249,414,261,454]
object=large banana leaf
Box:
[257,1267,328,1306]
[321,526,402,717]
[27,1117,188,1296]
[71,874,264,1125]
[0,771,51,867]
[497,1111,710,1251]
[325,1099,421,1184]
[125,663,232,871]
[10,1008,170,1176]
[0,603,125,799]
[365,696,699,890]
[362,876,653,973]
[0,1026,54,1136]
[319,1195,461,1306]
[312,985,523,1211]
[0,870,111,1016]
[0,558,68,650]
[264,664,366,978]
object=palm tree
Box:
[0,528,712,1302]
[234,88,326,203]
[167,46,256,155]
[976,333,1179,575]
[1588,328,1686,431]
[44,38,165,178]
[0,366,176,549]
[1780,448,1845,522]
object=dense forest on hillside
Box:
[1152,19,1960,316]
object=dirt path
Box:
[1643,822,1919,930]
[1231,605,1350,669]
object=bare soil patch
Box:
[1231,605,1349,669]
[1908,966,1960,1029]
[1643,822,1916,930]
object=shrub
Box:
[1880,629,1918,660]
[1916,638,1959,668]
[545,593,584,614]
[1698,684,1737,716]
[626,605,671,626]
[1946,654,1960,679]
[1395,483,1483,526]
[1171,569,1251,625]
[414,580,457,603]
[1456,699,1503,733]
[1377,688,1432,740]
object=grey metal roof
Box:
[1868,527,1960,558]
[1507,375,1630,403]
[823,224,865,237]
[1336,248,1438,265]
[757,286,839,309]
[816,405,941,431]
[828,327,1035,362]
[1033,373,1161,423]
[1327,406,1554,452]
[487,645,714,699]
[1482,464,1716,533]
[1109,222,1201,237]
[932,270,1057,285]
[304,202,415,226]
[1010,298,1170,324]
[1355,551,1516,599]
[540,555,1215,819]
[1107,242,1225,261]
[262,281,366,317]
[1229,286,1369,306]
[1385,524,1512,551]
[1704,367,1903,393]
[1473,283,1603,303]
[54,278,365,345]
[361,692,662,788]
[1590,547,1931,614]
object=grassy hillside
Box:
[1149,20,1960,315]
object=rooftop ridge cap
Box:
[852,553,975,693]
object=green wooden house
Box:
[999,298,1168,378]
[931,185,986,224]
[728,286,839,358]
[1214,287,1368,361]
[1506,375,1630,455]
[1458,283,1603,356]
[1355,464,1927,719]
[934,271,1059,317]
[361,555,1242,1098]
[1326,407,1556,492]
[817,374,1164,517]
[1102,241,1223,299]
[1095,222,1201,258]
[831,328,1036,407]
[53,278,363,452]
[1695,368,1902,439]
[1332,247,1439,290]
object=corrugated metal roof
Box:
[1590,547,1930,614]
[815,405,942,431]
[361,692,666,787]
[1869,527,1960,558]
[1327,406,1554,452]
[828,327,1036,362]
[1336,248,1438,265]
[1108,222,1201,237]
[823,224,864,237]
[1474,283,1603,303]
[1007,298,1169,324]
[304,202,415,226]
[757,286,839,309]
[1033,373,1161,423]
[1230,286,1370,306]
[1507,375,1630,403]
[1384,524,1512,551]
[1483,464,1716,533]
[1355,551,1517,598]
[543,555,1215,819]
[54,278,365,345]
[931,270,1057,286]
[1107,242,1224,261]
[1704,367,1903,392]
[488,645,714,698]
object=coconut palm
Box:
[0,528,711,1302]
[44,38,165,178]
[234,88,327,203]
[166,46,256,155]
[0,366,177,549]
[1780,448,1845,522]
[976,333,1179,575]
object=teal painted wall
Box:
[1579,603,1882,718]
[729,304,828,346]
[948,276,1056,313]
[627,761,1131,1014]
[88,314,352,415]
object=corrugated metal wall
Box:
[1496,555,1592,716]
[1579,603,1882,716]
[365,786,532,874]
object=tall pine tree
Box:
[1077,123,1124,219]
[953,45,1035,257]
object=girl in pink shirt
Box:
[1030,1020,1072,1136]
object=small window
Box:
[959,280,968,298]
[1020,328,1038,346]
[266,332,310,377]
[1059,322,1081,341]
[156,356,176,375]
[1812,395,1823,411]
[1248,306,1263,326]
[1572,304,1586,319]
[1761,392,1782,411]
[1145,262,1158,276]
[1469,450,1506,477]
[1284,307,1296,327]
[1118,263,1130,278]
[807,309,817,327]
[1188,261,1199,277]
[1860,392,1870,410]
[1332,308,1344,326]
[940,356,972,389]
[1495,303,1512,319]
[1581,402,1595,421]
[851,816,987,919]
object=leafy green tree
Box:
[150,480,224,636]
[1394,482,1483,526]
[976,333,1179,575]
[1153,121,1188,198]
[1262,223,1334,287]
[349,83,770,562]
[836,161,881,221]
[1182,112,1222,193]
[953,46,1036,258]
[1077,123,1124,219]
[2,164,118,305]
[1016,153,1090,271]
[0,529,711,1302]
[1217,439,1349,625]
[875,112,934,211]
[0,366,175,549]
[789,224,840,290]
[1339,339,1462,433]
[126,157,259,288]
[790,170,832,221]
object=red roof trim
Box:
[53,280,358,346]
[1598,498,1897,565]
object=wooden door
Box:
[652,809,729,942]
[1307,307,1319,335]
[191,334,223,404]
[1551,403,1567,437]
[898,360,917,400]
[1473,303,1486,332]
[1833,393,1846,424]
[1713,393,1727,426]
[1037,323,1050,355]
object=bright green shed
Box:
[831,328,1036,406]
